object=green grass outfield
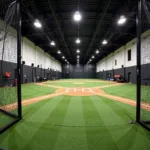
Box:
[44,79,113,87]
[22,84,56,99]
[0,84,56,131]
[0,79,150,150]
[103,83,150,101]
[103,83,136,100]
[0,84,56,106]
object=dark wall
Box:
[22,65,33,83]
[0,60,61,83]
[62,64,96,78]
[22,66,61,83]
[141,64,150,85]
[0,60,17,79]
[0,60,17,85]
[97,63,150,84]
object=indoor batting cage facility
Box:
[1,0,150,150]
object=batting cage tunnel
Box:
[136,0,150,131]
[0,0,22,134]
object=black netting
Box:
[140,0,150,128]
[0,0,20,133]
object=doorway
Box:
[128,72,131,82]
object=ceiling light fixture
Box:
[96,50,99,54]
[62,56,65,59]
[76,38,81,44]
[50,41,55,46]
[73,11,82,22]
[77,55,80,58]
[118,15,127,25]
[92,56,95,59]
[57,50,61,54]
[34,19,42,28]
[76,49,80,53]
[102,39,107,45]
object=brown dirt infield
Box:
[36,83,62,88]
[93,83,124,89]
[73,82,84,84]
[1,82,150,113]
[0,91,65,112]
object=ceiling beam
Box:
[47,0,74,63]
[25,31,60,37]
[84,0,111,61]
[22,1,65,62]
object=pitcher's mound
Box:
[55,88,104,96]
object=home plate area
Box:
[56,88,104,96]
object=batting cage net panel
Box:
[137,0,150,130]
[0,0,22,134]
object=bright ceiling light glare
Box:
[118,15,127,25]
[77,55,80,58]
[76,49,80,53]
[50,41,55,46]
[92,55,95,59]
[34,19,42,28]
[57,50,61,54]
[62,56,65,59]
[96,50,99,54]
[76,38,81,44]
[102,39,107,45]
[65,59,67,62]
[73,11,82,22]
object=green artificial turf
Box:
[0,84,56,105]
[1,95,150,150]
[22,83,56,100]
[0,86,17,106]
[45,80,112,88]
[103,83,137,100]
[0,112,15,128]
[103,83,150,101]
[0,83,56,128]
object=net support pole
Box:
[17,0,22,119]
[136,0,142,122]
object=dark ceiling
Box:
[2,0,139,64]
